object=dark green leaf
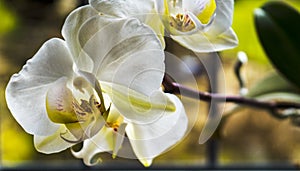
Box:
[254,1,300,88]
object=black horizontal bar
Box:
[1,162,298,171]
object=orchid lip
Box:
[45,76,110,143]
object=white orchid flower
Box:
[89,0,238,52]
[5,5,187,167]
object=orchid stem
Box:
[163,74,300,114]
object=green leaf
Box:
[246,72,300,98]
[254,1,300,88]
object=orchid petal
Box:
[183,0,208,18]
[153,0,168,47]
[78,17,164,95]
[62,5,97,72]
[34,125,75,153]
[101,82,176,124]
[206,0,234,37]
[89,0,131,18]
[144,12,165,48]
[5,38,73,136]
[126,94,187,167]
[89,0,154,19]
[88,0,164,47]
[171,27,238,52]
[154,0,164,14]
[99,48,164,96]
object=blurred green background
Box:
[1,0,300,169]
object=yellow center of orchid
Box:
[164,0,196,33]
[169,13,196,32]
[163,0,216,33]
